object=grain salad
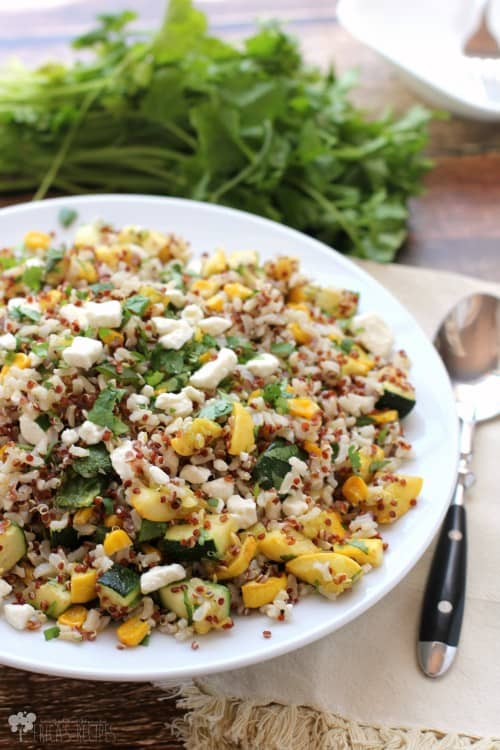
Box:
[0,218,423,648]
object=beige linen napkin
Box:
[162,263,500,749]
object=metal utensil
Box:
[418,293,500,678]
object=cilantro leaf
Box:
[32,342,49,358]
[9,306,41,323]
[58,207,78,227]
[123,295,150,318]
[87,386,127,435]
[199,398,233,421]
[45,247,65,274]
[72,443,112,478]
[270,342,295,357]
[253,439,307,490]
[262,381,292,414]
[347,445,361,473]
[368,459,391,474]
[226,336,256,364]
[22,265,43,292]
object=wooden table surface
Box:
[0,2,499,749]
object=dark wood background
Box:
[0,2,499,748]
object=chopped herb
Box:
[35,414,51,431]
[4,351,16,365]
[102,496,114,515]
[339,338,355,354]
[87,386,127,435]
[253,439,307,490]
[145,371,164,387]
[377,426,389,446]
[44,626,60,641]
[90,282,114,294]
[206,497,219,508]
[76,290,89,301]
[199,398,233,421]
[32,342,49,358]
[58,207,78,228]
[0,256,17,270]
[355,416,374,426]
[347,445,361,473]
[72,443,112,478]
[55,473,103,509]
[226,335,256,364]
[270,342,295,357]
[22,264,44,292]
[9,306,41,323]
[150,347,185,376]
[96,362,143,387]
[331,442,340,461]
[262,381,292,414]
[123,294,150,318]
[45,246,65,274]
[368,459,390,474]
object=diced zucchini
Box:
[55,474,103,509]
[370,474,423,524]
[375,382,415,418]
[0,520,26,575]
[50,524,79,551]
[97,564,141,615]
[162,517,237,562]
[33,580,72,618]
[159,578,231,634]
[300,509,346,542]
[138,519,167,543]
[258,528,317,562]
[285,552,362,596]
[333,538,384,567]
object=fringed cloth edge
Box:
[155,682,500,750]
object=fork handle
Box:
[418,501,467,677]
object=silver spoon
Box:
[418,293,500,678]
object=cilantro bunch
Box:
[0,0,432,261]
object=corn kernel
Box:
[116,616,150,647]
[288,321,311,345]
[287,285,306,303]
[39,289,63,311]
[0,353,31,382]
[248,389,262,401]
[202,249,227,276]
[70,570,98,604]
[267,256,297,280]
[104,514,122,528]
[288,398,320,420]
[199,351,213,364]
[58,605,87,628]
[190,279,218,298]
[342,475,369,504]
[138,285,166,305]
[303,440,322,456]
[24,231,51,251]
[223,283,253,300]
[205,294,225,312]
[103,529,133,556]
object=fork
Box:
[464,1,500,103]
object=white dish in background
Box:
[0,195,458,682]
[338,0,500,121]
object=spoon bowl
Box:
[434,293,500,421]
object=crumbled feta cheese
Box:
[79,420,106,445]
[157,319,194,350]
[181,304,204,326]
[0,579,12,600]
[198,316,232,336]
[182,386,205,403]
[202,477,234,501]
[155,391,193,417]
[126,394,149,411]
[61,428,79,446]
[352,312,394,358]
[110,440,135,481]
[0,333,16,351]
[180,465,211,484]
[84,300,122,328]
[282,493,309,518]
[8,297,40,314]
[245,353,280,377]
[226,495,257,529]
[4,603,36,630]
[62,337,103,369]
[147,465,170,486]
[338,393,376,417]
[75,222,101,247]
[140,564,186,594]
[189,347,237,390]
[25,257,45,268]
[60,303,89,329]
[19,414,45,446]
[228,249,258,268]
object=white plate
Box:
[0,195,458,682]
[338,0,500,122]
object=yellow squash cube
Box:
[70,570,98,604]
[103,529,133,556]
[116,617,150,647]
[228,402,255,455]
[242,574,287,608]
